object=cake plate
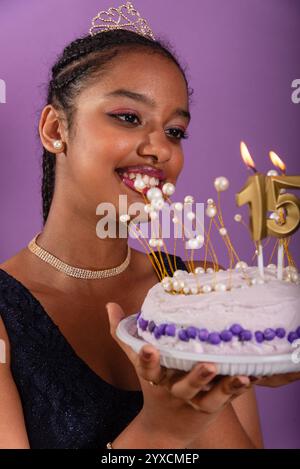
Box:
[117,314,300,376]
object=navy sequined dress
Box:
[0,252,187,449]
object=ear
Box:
[39,105,67,154]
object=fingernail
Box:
[199,367,214,378]
[142,350,152,360]
[232,378,248,389]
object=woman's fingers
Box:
[135,345,168,385]
[106,302,138,361]
[170,363,217,400]
[190,375,251,413]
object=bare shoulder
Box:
[0,247,29,277]
[0,315,10,367]
[0,248,33,367]
[0,313,30,448]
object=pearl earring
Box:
[53,140,63,150]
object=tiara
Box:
[89,1,155,40]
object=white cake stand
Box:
[116,314,300,376]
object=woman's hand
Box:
[106,302,253,447]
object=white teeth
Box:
[121,170,163,189]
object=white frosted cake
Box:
[137,264,300,356]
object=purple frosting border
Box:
[136,313,300,346]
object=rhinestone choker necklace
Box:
[27,233,131,280]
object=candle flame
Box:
[240,141,257,171]
[269,151,286,173]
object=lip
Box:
[115,165,166,196]
[116,165,166,181]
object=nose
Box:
[137,130,172,165]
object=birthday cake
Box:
[136,264,300,356]
[126,145,300,362]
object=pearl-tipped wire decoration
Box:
[211,199,241,276]
[265,237,279,266]
[142,190,170,278]
[211,179,254,288]
[127,221,165,281]
[213,186,240,267]
[142,192,175,277]
[186,207,197,272]
[203,201,221,270]
[167,197,216,272]
[235,212,264,267]
[165,195,219,275]
[283,236,296,269]
[192,205,219,273]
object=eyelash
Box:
[109,112,189,140]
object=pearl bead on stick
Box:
[146,187,163,201]
[214,176,229,192]
[162,182,175,196]
[119,214,130,222]
[184,195,194,204]
[174,202,183,211]
[206,205,217,218]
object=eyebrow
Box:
[104,88,191,122]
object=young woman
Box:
[0,25,298,449]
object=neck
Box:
[38,200,129,272]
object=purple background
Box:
[0,0,299,448]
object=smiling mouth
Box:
[115,166,166,196]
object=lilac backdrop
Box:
[0,0,299,448]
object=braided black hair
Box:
[41,29,192,225]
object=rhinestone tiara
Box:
[89,1,155,40]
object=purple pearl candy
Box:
[157,323,167,335]
[255,331,264,343]
[263,328,276,341]
[208,332,221,345]
[288,331,298,344]
[154,326,162,339]
[220,330,233,342]
[186,327,198,339]
[198,328,209,342]
[165,324,176,337]
[230,323,243,336]
[275,328,286,339]
[138,317,149,331]
[296,326,300,338]
[148,321,156,333]
[239,330,252,341]
[178,329,189,342]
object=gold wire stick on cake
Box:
[142,193,175,276]
[127,222,165,280]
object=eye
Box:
[108,113,189,140]
[109,112,141,125]
[166,128,189,140]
